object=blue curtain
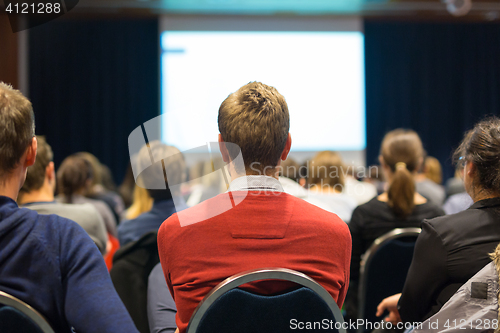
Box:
[29,17,159,184]
[365,21,500,181]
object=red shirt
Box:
[158,190,352,333]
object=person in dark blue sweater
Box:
[0,82,139,333]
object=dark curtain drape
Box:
[29,17,159,184]
[365,21,500,181]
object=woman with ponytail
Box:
[345,129,444,321]
[377,117,500,327]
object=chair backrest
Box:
[187,268,346,333]
[0,290,55,333]
[357,228,421,333]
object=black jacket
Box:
[399,197,500,323]
[110,231,160,333]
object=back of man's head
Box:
[0,82,35,179]
[218,82,290,174]
[136,141,186,200]
[21,136,53,193]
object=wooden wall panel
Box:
[0,12,19,89]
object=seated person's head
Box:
[279,158,300,183]
[218,82,291,176]
[308,151,346,192]
[379,129,423,217]
[56,155,93,202]
[0,82,36,188]
[19,136,54,196]
[454,117,500,200]
[135,141,186,201]
[424,156,442,185]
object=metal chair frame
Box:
[357,227,421,329]
[187,267,346,333]
[0,290,55,333]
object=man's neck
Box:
[18,187,55,205]
[0,170,25,202]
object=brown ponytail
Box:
[381,129,423,218]
[388,166,416,217]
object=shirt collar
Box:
[468,197,500,210]
[227,175,284,192]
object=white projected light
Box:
[161,31,365,152]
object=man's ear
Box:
[25,137,37,167]
[280,133,292,161]
[46,161,55,181]
[218,134,230,163]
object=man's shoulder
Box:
[27,202,99,219]
[160,191,349,234]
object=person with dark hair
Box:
[18,136,108,254]
[75,152,125,223]
[377,117,500,325]
[157,82,351,333]
[56,155,118,237]
[345,129,444,321]
[0,82,138,333]
[117,141,188,246]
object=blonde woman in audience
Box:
[415,155,446,206]
[345,129,444,322]
[423,156,443,185]
[123,184,153,220]
[305,151,358,223]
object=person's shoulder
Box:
[415,200,445,216]
[19,206,88,242]
[352,197,385,215]
[290,195,351,231]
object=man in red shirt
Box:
[157,81,352,333]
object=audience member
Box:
[111,231,161,333]
[56,155,118,237]
[376,117,500,325]
[442,192,473,215]
[306,151,358,222]
[118,141,188,246]
[415,156,446,206]
[76,152,125,222]
[445,166,466,198]
[0,82,138,333]
[119,162,136,208]
[147,263,177,333]
[346,129,444,321]
[158,82,352,333]
[343,165,378,205]
[123,184,153,220]
[185,158,227,207]
[278,157,309,198]
[411,242,500,332]
[18,136,108,254]
[423,156,443,185]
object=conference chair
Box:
[357,228,421,333]
[0,290,55,333]
[187,267,346,333]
